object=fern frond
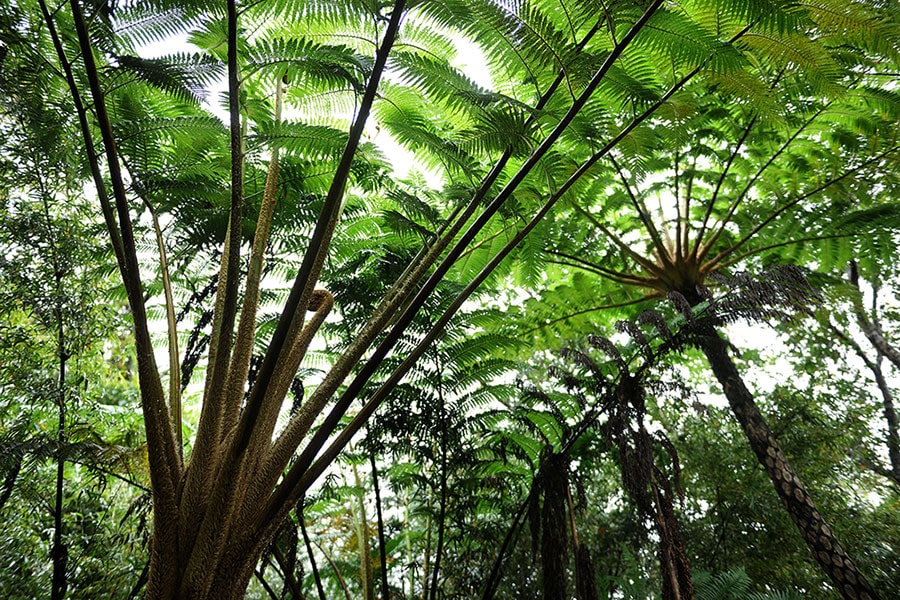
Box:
[250,120,348,160]
[112,53,225,104]
[635,7,746,74]
[244,37,371,92]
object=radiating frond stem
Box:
[545,250,655,286]
[717,232,856,269]
[67,0,178,491]
[259,0,670,535]
[674,149,682,260]
[703,146,900,272]
[121,161,183,456]
[546,258,653,286]
[695,114,758,243]
[700,65,793,252]
[525,294,660,335]
[694,104,829,264]
[221,75,286,439]
[571,202,670,278]
[609,154,673,270]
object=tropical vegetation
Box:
[0,0,898,599]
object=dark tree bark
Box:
[369,452,391,600]
[700,327,880,600]
[540,453,570,600]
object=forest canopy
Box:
[0,0,899,599]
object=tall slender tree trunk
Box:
[540,453,569,600]
[51,349,68,600]
[370,452,391,600]
[868,359,900,484]
[700,328,880,600]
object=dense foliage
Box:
[1,0,899,598]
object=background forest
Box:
[1,0,899,599]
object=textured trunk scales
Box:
[700,328,879,600]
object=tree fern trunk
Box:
[700,328,880,600]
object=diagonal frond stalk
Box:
[136,182,183,455]
[526,294,661,335]
[692,103,830,264]
[545,251,655,287]
[609,154,674,271]
[690,113,758,255]
[570,202,670,279]
[199,0,247,427]
[716,232,861,269]
[150,211,182,455]
[703,146,900,272]
[268,30,707,533]
[249,4,618,505]
[64,2,181,596]
[66,0,179,493]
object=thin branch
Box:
[694,104,830,264]
[691,113,758,255]
[703,146,900,272]
[609,154,673,270]
[524,293,660,335]
[850,262,900,371]
[570,202,670,279]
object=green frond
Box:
[112,53,225,104]
[251,0,379,29]
[116,115,228,145]
[243,37,372,93]
[460,106,537,157]
[737,31,843,93]
[801,0,900,62]
[375,85,478,179]
[112,4,204,49]
[704,0,807,35]
[694,568,752,600]
[594,50,664,110]
[380,209,434,243]
[390,50,490,116]
[385,188,442,225]
[250,120,349,160]
[635,7,746,74]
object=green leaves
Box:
[113,53,225,104]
